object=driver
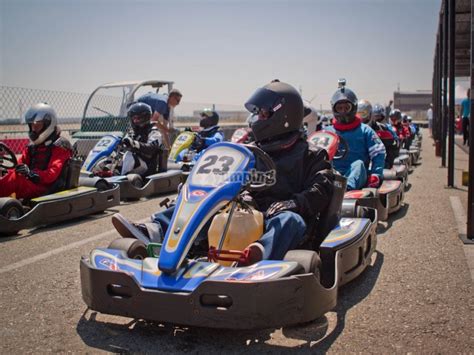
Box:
[120,102,163,176]
[110,81,334,264]
[0,103,72,199]
[325,87,386,190]
[176,109,224,162]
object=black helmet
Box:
[245,81,303,147]
[330,87,358,124]
[24,103,58,145]
[372,103,385,122]
[389,109,402,123]
[128,102,152,129]
[199,109,219,128]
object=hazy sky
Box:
[1,0,441,114]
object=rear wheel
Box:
[108,238,148,259]
[127,173,144,188]
[284,250,321,278]
[0,198,24,220]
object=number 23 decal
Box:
[197,155,234,175]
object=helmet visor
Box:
[334,101,353,114]
[244,87,284,120]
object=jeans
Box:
[151,206,307,260]
[344,160,368,190]
[462,117,470,145]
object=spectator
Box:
[461,89,470,145]
[137,89,182,149]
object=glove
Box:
[265,199,298,218]
[15,164,30,176]
[239,191,257,209]
[15,164,40,183]
[191,135,205,151]
[122,137,140,150]
[367,174,381,188]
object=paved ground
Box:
[0,128,472,353]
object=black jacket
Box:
[252,138,334,224]
[130,124,163,174]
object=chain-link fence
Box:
[1,86,247,155]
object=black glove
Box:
[122,137,140,150]
[15,164,40,183]
[15,164,30,176]
[265,199,298,218]
[191,135,205,151]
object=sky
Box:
[1,0,442,115]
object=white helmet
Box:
[24,103,58,145]
[303,101,320,133]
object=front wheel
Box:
[108,238,148,259]
[284,249,321,278]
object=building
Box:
[393,90,432,111]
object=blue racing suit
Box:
[326,117,386,190]
[176,125,224,162]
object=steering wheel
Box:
[243,144,277,192]
[334,134,349,160]
[0,142,17,170]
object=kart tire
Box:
[284,250,321,278]
[0,198,24,220]
[94,178,110,191]
[108,238,148,260]
[127,174,143,188]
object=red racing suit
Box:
[0,136,72,199]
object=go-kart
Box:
[308,131,404,222]
[167,130,198,173]
[0,142,119,236]
[80,142,377,329]
[79,134,182,200]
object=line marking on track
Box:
[0,218,148,275]
[449,196,474,283]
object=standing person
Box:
[427,103,433,137]
[0,103,72,199]
[461,89,470,145]
[385,100,394,119]
[137,89,182,149]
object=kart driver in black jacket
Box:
[111,81,334,265]
[120,102,164,176]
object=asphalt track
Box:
[0,129,472,353]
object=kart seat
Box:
[46,157,82,194]
[311,173,347,249]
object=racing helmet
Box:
[199,109,219,128]
[244,81,303,151]
[303,101,320,133]
[24,103,58,145]
[372,103,386,122]
[330,87,358,124]
[128,102,152,129]
[389,109,402,124]
[357,99,373,124]
[246,113,258,128]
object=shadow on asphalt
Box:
[376,203,410,235]
[75,252,384,353]
[0,209,119,244]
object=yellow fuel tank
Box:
[208,207,264,266]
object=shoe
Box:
[112,213,163,244]
[239,242,264,266]
[112,213,148,239]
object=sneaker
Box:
[239,242,264,266]
[112,213,148,239]
[112,213,163,244]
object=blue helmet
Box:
[128,102,152,129]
